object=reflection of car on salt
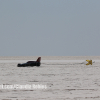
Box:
[17,57,41,67]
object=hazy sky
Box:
[0,0,100,56]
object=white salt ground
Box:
[0,56,100,100]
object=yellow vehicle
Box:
[86,60,92,65]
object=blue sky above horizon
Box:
[0,0,100,56]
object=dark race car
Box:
[17,57,41,67]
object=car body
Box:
[17,57,41,67]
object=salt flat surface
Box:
[0,56,100,100]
